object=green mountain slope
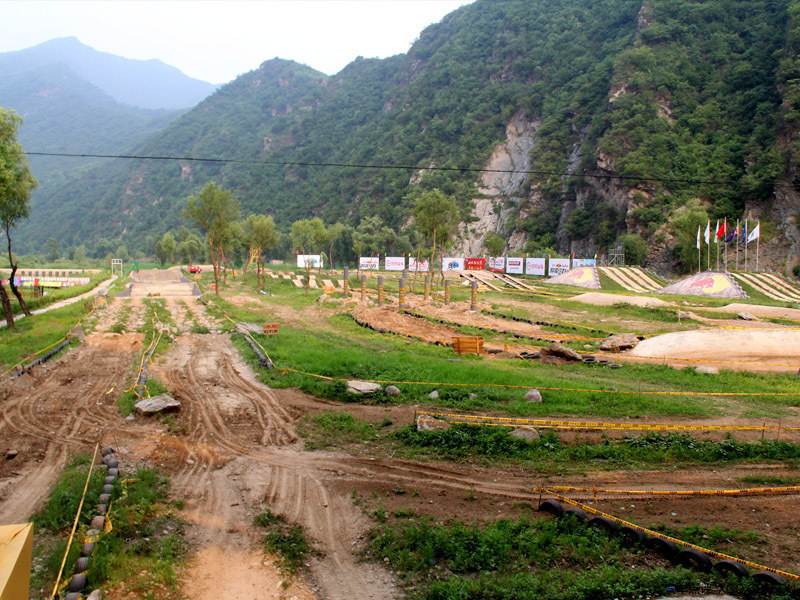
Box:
[14,0,800,273]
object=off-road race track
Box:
[2,268,800,599]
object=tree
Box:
[177,234,203,265]
[290,218,325,296]
[115,245,129,262]
[243,214,278,289]
[154,232,176,267]
[0,107,38,327]
[183,182,240,296]
[73,245,86,266]
[326,222,345,272]
[412,188,460,284]
[45,237,60,262]
[618,234,648,266]
[483,231,505,256]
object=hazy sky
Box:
[1,0,474,84]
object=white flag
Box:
[713,220,719,244]
[703,221,710,245]
[696,225,701,250]
[747,221,760,244]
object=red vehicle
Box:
[188,266,202,273]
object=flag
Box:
[715,219,725,241]
[740,221,747,244]
[725,220,738,243]
[696,225,701,250]
[703,221,710,244]
[747,221,760,244]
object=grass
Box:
[3,270,110,317]
[737,475,800,486]
[366,514,795,600]
[253,508,315,574]
[298,410,381,450]
[117,377,169,416]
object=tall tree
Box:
[183,182,240,296]
[243,214,278,289]
[154,232,176,267]
[0,107,38,327]
[412,189,460,284]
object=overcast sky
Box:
[1,0,474,84]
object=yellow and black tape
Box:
[547,484,800,497]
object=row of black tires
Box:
[63,448,119,600]
[481,309,612,336]
[538,499,798,594]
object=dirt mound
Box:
[570,292,670,307]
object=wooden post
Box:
[378,276,384,306]
[444,280,451,305]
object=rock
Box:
[134,394,181,415]
[429,390,439,400]
[695,365,719,375]
[540,341,581,362]
[346,380,382,394]
[416,415,451,431]
[583,344,593,349]
[5,449,18,460]
[317,293,329,302]
[385,385,401,397]
[124,415,135,423]
[86,589,103,600]
[510,427,540,442]
[598,333,639,352]
[485,348,503,354]
[524,389,542,403]
[67,325,85,341]
[738,312,758,321]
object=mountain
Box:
[13,0,800,275]
[0,37,217,109]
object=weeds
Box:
[253,509,314,574]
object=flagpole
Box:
[723,218,727,271]
[744,220,748,271]
[756,221,760,272]
[735,219,739,270]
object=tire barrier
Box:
[11,339,71,378]
[481,308,615,337]
[241,330,274,369]
[349,312,453,347]
[538,493,800,590]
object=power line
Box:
[25,150,754,188]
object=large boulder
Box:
[510,427,540,442]
[525,389,543,403]
[416,414,451,431]
[599,333,639,352]
[540,341,582,362]
[385,385,401,397]
[695,365,719,375]
[135,394,181,415]
[346,380,382,394]
[737,312,758,321]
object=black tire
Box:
[90,516,105,529]
[65,594,81,600]
[618,525,646,546]
[713,559,749,578]
[102,448,115,456]
[98,494,111,503]
[564,507,588,521]
[68,573,88,592]
[107,468,119,476]
[752,571,785,587]
[96,504,108,515]
[74,556,90,573]
[588,516,618,534]
[102,484,114,494]
[676,548,713,571]
[645,536,679,560]
[538,499,565,517]
[106,459,118,469]
[104,476,116,485]
[80,542,94,556]
[609,363,622,369]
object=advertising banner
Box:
[464,258,486,270]
[548,258,571,276]
[385,256,405,271]
[505,257,524,274]
[572,258,596,268]
[359,257,379,270]
[297,254,323,268]
[442,257,465,271]
[525,258,546,275]
[489,256,505,272]
[408,258,429,272]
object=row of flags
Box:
[696,219,760,249]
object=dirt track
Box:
[2,274,800,598]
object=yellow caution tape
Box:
[543,489,800,581]
[547,484,800,497]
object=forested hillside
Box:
[14,0,800,274]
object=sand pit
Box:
[628,328,800,372]
[714,302,800,320]
[570,291,671,308]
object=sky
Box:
[1,0,474,84]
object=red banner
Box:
[464,258,486,270]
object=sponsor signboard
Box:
[489,256,505,272]
[548,258,571,276]
[442,257,465,271]
[385,256,405,271]
[572,258,597,268]
[297,254,323,268]
[505,257,524,274]
[525,258,546,275]
[408,258,429,272]
[464,258,486,270]
[359,257,379,270]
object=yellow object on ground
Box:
[0,523,33,600]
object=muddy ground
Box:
[1,270,799,599]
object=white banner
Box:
[408,258,429,272]
[385,256,405,271]
[442,257,465,271]
[525,258,546,275]
[505,257,523,274]
[548,258,570,276]
[359,257,379,270]
[489,256,505,271]
[572,258,596,268]
[297,254,323,268]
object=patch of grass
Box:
[191,323,210,334]
[33,453,104,531]
[299,410,379,450]
[737,475,800,486]
[254,509,314,574]
[117,377,169,416]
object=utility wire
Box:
[25,150,756,188]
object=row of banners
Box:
[356,256,596,276]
